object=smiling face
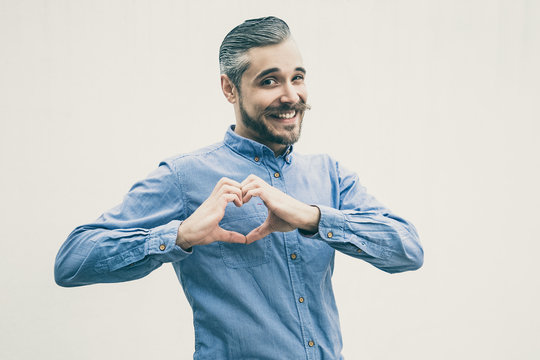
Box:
[226,38,309,154]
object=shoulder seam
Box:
[167,143,227,162]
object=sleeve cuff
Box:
[146,220,192,262]
[298,205,346,242]
[298,205,368,256]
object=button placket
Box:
[272,165,316,357]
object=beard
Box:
[238,97,310,146]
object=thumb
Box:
[245,222,272,244]
[215,227,247,244]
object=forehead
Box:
[243,39,304,80]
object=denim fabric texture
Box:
[55,125,423,359]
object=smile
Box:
[270,111,296,119]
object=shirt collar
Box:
[223,125,293,164]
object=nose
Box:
[279,82,300,104]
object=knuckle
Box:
[219,177,230,185]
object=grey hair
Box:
[219,16,291,91]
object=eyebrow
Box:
[254,67,307,81]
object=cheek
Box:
[246,88,284,112]
[298,86,308,102]
[253,96,278,112]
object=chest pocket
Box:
[218,203,270,269]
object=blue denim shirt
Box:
[55,126,423,359]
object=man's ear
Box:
[221,74,237,104]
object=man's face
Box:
[234,39,309,151]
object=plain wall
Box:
[1,0,538,359]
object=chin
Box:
[273,125,301,145]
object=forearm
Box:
[55,220,190,287]
[54,162,194,287]
[302,205,423,273]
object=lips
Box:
[269,111,296,119]
[263,102,310,123]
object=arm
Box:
[239,166,423,274]
[305,162,424,274]
[55,166,248,287]
[54,162,190,287]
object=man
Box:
[55,16,423,359]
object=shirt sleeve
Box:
[302,161,424,274]
[54,161,191,287]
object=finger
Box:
[213,177,242,195]
[240,174,261,187]
[240,181,261,194]
[245,222,272,244]
[242,188,262,204]
[215,228,247,244]
[219,185,243,206]
[221,193,243,208]
[219,177,242,188]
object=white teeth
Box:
[277,111,296,119]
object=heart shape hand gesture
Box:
[176,175,320,249]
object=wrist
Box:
[299,205,320,234]
[176,223,193,250]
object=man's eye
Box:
[261,78,276,86]
[293,75,304,82]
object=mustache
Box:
[262,102,312,116]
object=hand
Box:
[241,174,321,243]
[176,177,246,249]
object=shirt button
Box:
[290,253,297,260]
[308,340,315,347]
[159,244,166,251]
[327,231,333,238]
[274,172,280,178]
[254,156,260,162]
[299,297,304,303]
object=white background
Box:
[1,0,539,359]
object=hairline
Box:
[228,36,292,93]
